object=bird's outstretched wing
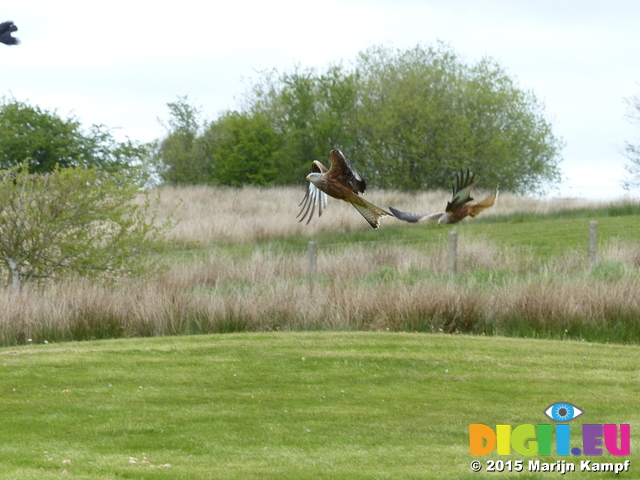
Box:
[390,168,497,225]
[326,150,392,228]
[297,161,329,225]
[446,168,475,214]
[0,21,19,46]
[298,150,392,228]
[388,207,443,223]
[326,149,366,195]
[466,187,499,217]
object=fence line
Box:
[448,231,457,277]
[308,240,317,293]
[304,220,614,283]
[300,224,612,251]
[588,221,598,269]
[204,221,640,258]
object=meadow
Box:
[1,186,639,479]
[1,185,639,346]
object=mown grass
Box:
[0,332,638,479]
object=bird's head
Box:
[306,172,322,186]
[437,215,451,225]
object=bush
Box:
[0,163,173,289]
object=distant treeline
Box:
[0,43,564,195]
[150,43,563,195]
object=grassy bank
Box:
[1,332,638,479]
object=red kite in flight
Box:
[0,21,19,46]
[297,149,393,229]
[389,169,498,225]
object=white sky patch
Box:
[3,0,640,199]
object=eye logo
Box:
[544,402,584,422]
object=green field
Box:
[1,332,638,479]
[1,195,639,478]
[277,201,640,256]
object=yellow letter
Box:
[496,425,512,455]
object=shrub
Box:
[0,163,173,289]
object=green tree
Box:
[251,67,358,153]
[151,97,214,185]
[622,91,640,190]
[351,44,563,194]
[0,96,147,174]
[203,111,285,186]
[245,65,360,184]
[0,163,173,290]
[241,43,562,194]
[152,43,563,194]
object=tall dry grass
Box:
[154,185,636,244]
[2,235,639,346]
[2,267,639,346]
[1,185,639,346]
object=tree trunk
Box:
[7,258,20,291]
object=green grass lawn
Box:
[1,332,638,479]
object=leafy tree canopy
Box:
[148,97,215,185]
[154,43,564,194]
[0,96,148,174]
[202,110,285,186]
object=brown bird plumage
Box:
[297,149,393,229]
[389,169,498,225]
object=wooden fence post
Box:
[588,221,598,269]
[448,231,457,277]
[308,241,317,293]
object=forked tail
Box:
[350,197,394,229]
